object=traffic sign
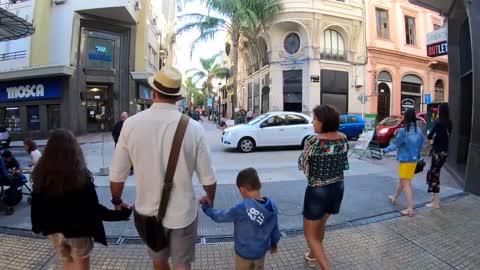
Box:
[425,94,431,105]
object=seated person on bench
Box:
[1,150,27,184]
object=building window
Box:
[322,29,346,61]
[3,107,21,132]
[283,70,303,112]
[261,86,270,114]
[404,16,416,45]
[376,9,390,39]
[47,105,61,130]
[27,106,40,131]
[321,70,348,114]
[247,83,253,111]
[254,82,260,114]
[284,33,300,54]
[434,24,441,31]
[434,80,444,102]
[401,75,422,113]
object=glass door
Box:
[86,85,110,132]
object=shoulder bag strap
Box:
[157,114,190,220]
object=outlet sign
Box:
[0,80,61,102]
[427,27,447,57]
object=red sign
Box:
[427,41,448,57]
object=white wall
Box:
[0,0,35,72]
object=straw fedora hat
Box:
[148,66,183,97]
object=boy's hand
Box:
[270,245,278,254]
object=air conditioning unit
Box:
[53,0,66,5]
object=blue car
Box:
[339,115,365,139]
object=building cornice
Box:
[0,65,75,82]
[368,46,448,68]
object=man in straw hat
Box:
[109,66,217,270]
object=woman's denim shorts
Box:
[303,181,344,220]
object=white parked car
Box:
[222,111,314,153]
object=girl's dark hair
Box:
[313,105,340,133]
[32,129,90,195]
[23,138,37,153]
[438,103,452,129]
[404,108,417,133]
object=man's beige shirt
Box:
[110,103,216,229]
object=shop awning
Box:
[0,65,75,82]
[130,72,153,84]
[0,7,35,41]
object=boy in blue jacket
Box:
[201,167,281,270]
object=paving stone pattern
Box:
[0,195,478,269]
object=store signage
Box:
[426,27,447,57]
[401,98,415,110]
[310,75,319,83]
[0,80,61,102]
[425,94,431,105]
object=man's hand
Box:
[115,202,131,211]
[199,195,212,207]
[270,245,278,254]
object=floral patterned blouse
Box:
[298,135,350,187]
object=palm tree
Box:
[184,76,206,109]
[189,53,230,97]
[177,0,282,110]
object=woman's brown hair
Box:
[23,138,37,153]
[313,105,340,133]
[32,129,90,195]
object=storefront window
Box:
[47,105,61,130]
[4,107,21,132]
[27,105,40,131]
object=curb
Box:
[0,192,469,245]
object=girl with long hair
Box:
[426,103,452,208]
[23,138,41,168]
[31,129,131,270]
[383,109,425,217]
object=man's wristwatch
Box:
[111,197,123,206]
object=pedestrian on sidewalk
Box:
[30,129,131,270]
[109,66,217,270]
[426,104,451,209]
[23,138,42,169]
[298,105,349,270]
[112,112,128,147]
[201,168,281,270]
[383,108,425,217]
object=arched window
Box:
[322,29,346,60]
[378,71,392,82]
[435,80,444,102]
[401,74,423,113]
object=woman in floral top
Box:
[298,105,349,270]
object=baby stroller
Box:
[0,158,32,215]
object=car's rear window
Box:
[379,116,402,126]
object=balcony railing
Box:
[0,50,27,61]
[320,48,347,61]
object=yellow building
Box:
[0,0,177,138]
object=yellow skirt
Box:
[398,162,417,179]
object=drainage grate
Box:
[0,227,42,238]
[204,236,235,244]
[106,237,121,245]
[122,238,145,245]
[283,229,303,237]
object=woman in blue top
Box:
[383,109,424,217]
[426,103,451,209]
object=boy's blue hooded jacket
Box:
[202,197,281,260]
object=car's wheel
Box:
[238,137,255,153]
[2,142,9,148]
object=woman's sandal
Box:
[388,195,397,205]
[400,209,414,217]
[305,253,317,268]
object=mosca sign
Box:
[426,27,447,57]
[0,80,61,102]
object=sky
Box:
[175,0,227,82]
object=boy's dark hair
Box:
[2,150,12,158]
[236,167,262,191]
